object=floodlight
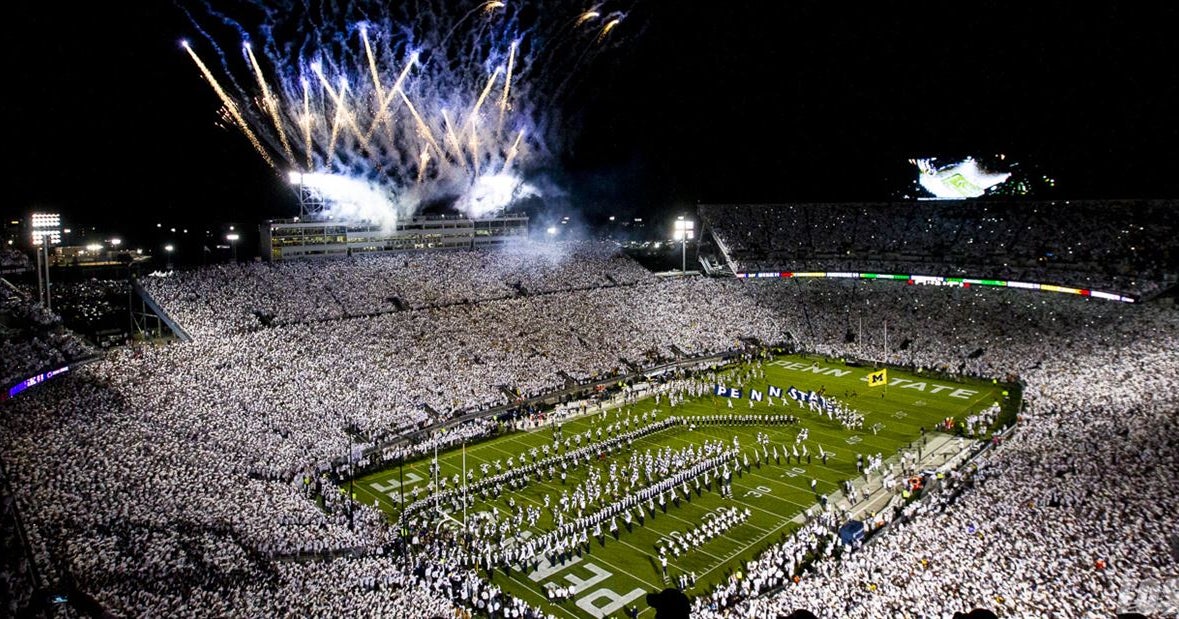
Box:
[672,216,695,272]
[226,233,240,241]
[31,213,61,228]
[31,213,62,246]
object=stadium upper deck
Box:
[699,200,1178,298]
[141,240,656,339]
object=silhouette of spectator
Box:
[953,610,998,619]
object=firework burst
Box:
[181,0,638,225]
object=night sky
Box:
[5,2,1179,238]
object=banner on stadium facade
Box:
[732,270,1135,303]
[5,365,70,399]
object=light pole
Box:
[673,216,694,273]
[42,238,51,311]
[164,244,175,270]
[226,233,240,262]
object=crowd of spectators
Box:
[142,240,655,339]
[731,352,1178,618]
[686,279,1179,617]
[1,249,30,271]
[20,279,130,334]
[0,464,40,619]
[0,283,95,389]
[0,243,1175,617]
[700,200,1179,298]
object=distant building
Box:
[260,214,529,261]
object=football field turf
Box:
[351,354,1011,618]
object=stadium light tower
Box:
[30,213,61,311]
[673,216,694,273]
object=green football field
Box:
[351,354,1011,618]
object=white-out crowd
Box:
[0,284,94,389]
[0,241,1176,618]
[141,240,655,339]
[692,281,1179,618]
[701,201,1178,298]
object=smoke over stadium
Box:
[180,1,636,225]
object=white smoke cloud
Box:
[454,173,540,218]
[291,172,407,229]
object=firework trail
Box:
[182,39,275,168]
[181,0,640,225]
[497,39,518,133]
[244,42,293,162]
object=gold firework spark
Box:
[442,109,467,168]
[311,67,371,156]
[576,10,600,27]
[245,43,294,163]
[502,128,526,171]
[366,56,418,142]
[302,80,313,170]
[182,41,275,168]
[598,18,620,43]
[463,66,504,169]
